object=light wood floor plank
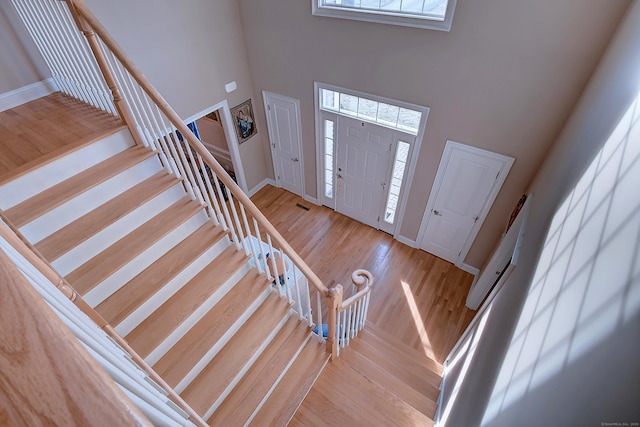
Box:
[0,93,122,180]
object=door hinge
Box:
[496,171,500,180]
[474,215,479,223]
[268,104,271,111]
[389,143,393,151]
[272,143,275,148]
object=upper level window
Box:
[312,0,456,31]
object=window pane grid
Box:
[324,119,335,199]
[384,141,410,224]
[321,89,420,135]
[321,0,448,20]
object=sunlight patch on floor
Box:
[401,280,436,361]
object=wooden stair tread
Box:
[124,246,248,358]
[66,198,200,295]
[364,322,443,375]
[180,294,291,416]
[95,222,226,326]
[5,145,154,227]
[0,124,125,186]
[35,172,178,261]
[153,270,270,387]
[348,336,442,394]
[249,338,328,426]
[292,358,434,427]
[207,317,312,426]
[340,345,439,417]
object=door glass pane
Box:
[384,141,411,224]
[321,89,339,111]
[324,119,335,198]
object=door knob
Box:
[291,157,299,162]
[337,173,343,179]
[433,209,442,216]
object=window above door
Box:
[311,0,456,31]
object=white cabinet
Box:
[244,236,310,317]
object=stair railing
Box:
[10,0,374,359]
[331,270,374,358]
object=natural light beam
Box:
[401,280,436,361]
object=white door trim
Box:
[185,100,248,193]
[417,140,514,267]
[263,91,305,198]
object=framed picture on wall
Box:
[230,99,257,144]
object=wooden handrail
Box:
[340,269,374,309]
[0,249,152,426]
[0,216,208,427]
[66,0,330,298]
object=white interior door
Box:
[335,116,392,228]
[264,92,304,196]
[419,141,514,265]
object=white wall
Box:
[440,2,640,425]
[237,0,629,268]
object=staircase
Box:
[0,125,328,425]
[293,323,442,426]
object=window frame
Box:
[311,0,457,31]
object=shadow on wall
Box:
[480,91,640,426]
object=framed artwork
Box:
[231,99,257,144]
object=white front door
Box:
[264,92,304,196]
[419,141,514,265]
[335,116,392,228]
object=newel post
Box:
[65,0,145,147]
[325,285,343,360]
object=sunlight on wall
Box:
[481,91,640,425]
[437,305,493,426]
[401,280,436,361]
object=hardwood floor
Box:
[251,186,476,364]
[0,92,121,182]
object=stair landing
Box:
[291,323,441,427]
[0,92,122,183]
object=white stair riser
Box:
[52,183,186,275]
[171,287,274,394]
[203,309,292,420]
[145,262,254,368]
[0,128,134,209]
[83,209,209,306]
[20,155,164,244]
[115,235,232,335]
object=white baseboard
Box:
[395,234,418,248]
[247,178,276,197]
[0,78,57,112]
[303,194,319,205]
[458,263,479,276]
